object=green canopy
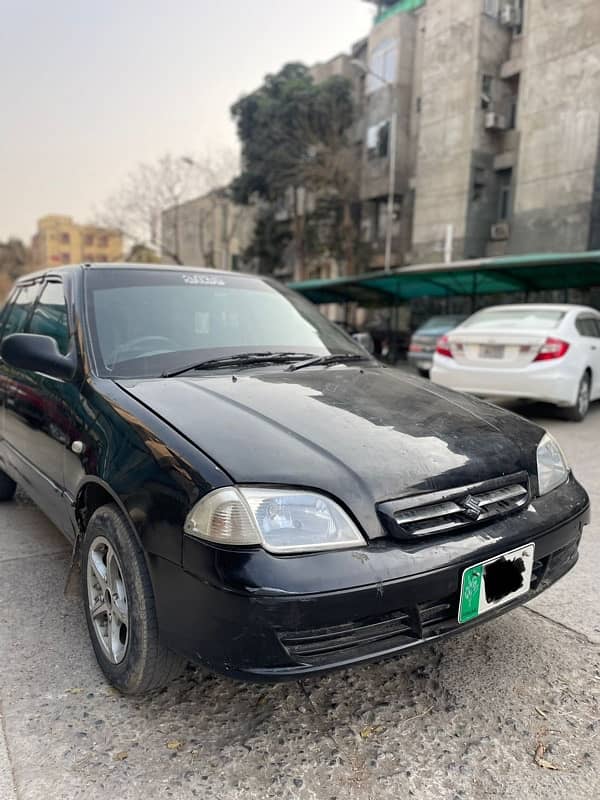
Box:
[290,252,600,306]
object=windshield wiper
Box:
[162,352,315,378]
[287,353,369,372]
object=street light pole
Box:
[384,104,397,273]
[352,59,397,272]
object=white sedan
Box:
[430,304,600,421]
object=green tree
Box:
[0,238,29,280]
[231,64,358,276]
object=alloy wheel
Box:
[578,376,590,418]
[86,536,129,664]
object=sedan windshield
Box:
[461,308,566,331]
[416,316,465,334]
[84,268,366,378]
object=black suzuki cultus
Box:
[0,264,589,694]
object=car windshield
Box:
[84,268,365,378]
[417,316,464,334]
[460,308,566,332]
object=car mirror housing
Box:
[1,333,77,381]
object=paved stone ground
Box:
[0,402,599,800]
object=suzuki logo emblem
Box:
[462,495,484,520]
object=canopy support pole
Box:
[391,295,400,364]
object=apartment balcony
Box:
[494,130,520,171]
[500,36,525,79]
[367,236,405,270]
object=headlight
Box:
[184,487,366,554]
[536,433,569,495]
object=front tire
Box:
[563,372,591,422]
[81,504,185,694]
[0,470,16,502]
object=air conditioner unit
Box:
[485,111,508,131]
[491,222,510,241]
[500,3,522,28]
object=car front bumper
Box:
[407,350,435,370]
[150,474,590,681]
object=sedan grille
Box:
[378,472,530,540]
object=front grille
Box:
[279,598,457,667]
[378,472,530,540]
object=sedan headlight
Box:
[536,433,569,495]
[184,487,366,554]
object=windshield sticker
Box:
[182,273,226,286]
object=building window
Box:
[366,40,398,93]
[497,169,513,221]
[472,167,486,202]
[84,234,94,246]
[374,196,402,241]
[481,75,493,110]
[516,0,524,35]
[60,232,70,244]
[483,0,499,18]
[61,252,70,264]
[98,235,109,247]
[508,88,519,129]
[367,120,390,160]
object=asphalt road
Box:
[0,400,599,800]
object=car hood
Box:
[116,365,543,539]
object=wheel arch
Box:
[75,478,130,538]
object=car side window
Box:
[27,282,70,355]
[0,289,20,339]
[1,284,40,340]
[577,317,600,338]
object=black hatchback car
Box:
[0,264,590,694]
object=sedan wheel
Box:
[87,536,129,664]
[563,373,591,422]
[81,504,186,694]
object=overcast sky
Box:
[0,0,374,242]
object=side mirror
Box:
[1,334,77,381]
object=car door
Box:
[1,282,42,477]
[3,279,77,535]
[588,316,600,400]
[0,286,23,463]
[575,314,600,400]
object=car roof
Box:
[472,303,599,315]
[14,262,252,285]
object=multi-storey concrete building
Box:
[328,0,600,271]
[161,190,257,271]
[31,215,122,269]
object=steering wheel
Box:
[108,336,181,367]
[120,336,180,353]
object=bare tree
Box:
[97,150,238,264]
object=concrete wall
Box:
[361,11,417,202]
[162,194,256,269]
[412,0,483,263]
[464,13,512,259]
[509,0,600,253]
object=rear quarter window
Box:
[576,317,600,337]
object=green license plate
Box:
[459,543,535,624]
